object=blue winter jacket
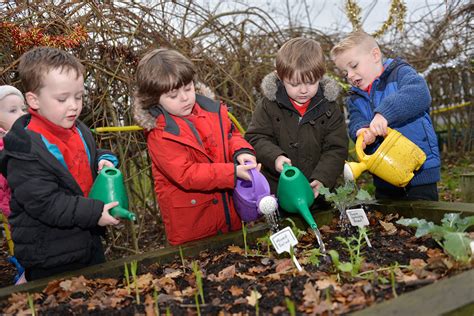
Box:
[347,57,440,189]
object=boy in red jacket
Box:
[133,48,256,245]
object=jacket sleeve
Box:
[7,158,104,229]
[347,96,370,141]
[244,99,286,171]
[0,174,11,217]
[375,65,431,126]
[311,104,349,188]
[147,130,235,191]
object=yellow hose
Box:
[93,112,247,134]
[1,214,14,256]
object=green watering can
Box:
[89,167,137,221]
[277,163,326,252]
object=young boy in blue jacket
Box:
[331,30,440,201]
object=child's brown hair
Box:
[330,30,379,61]
[18,47,85,94]
[276,38,326,83]
[135,48,195,109]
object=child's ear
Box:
[25,92,39,110]
[371,47,382,63]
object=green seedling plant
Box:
[303,247,324,267]
[242,221,248,257]
[27,293,36,316]
[283,217,307,240]
[192,260,205,304]
[194,292,201,316]
[256,231,272,257]
[153,286,159,315]
[285,297,296,316]
[124,262,131,294]
[130,260,140,304]
[319,182,371,226]
[397,213,474,263]
[179,246,186,272]
[328,227,367,277]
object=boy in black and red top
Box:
[0,47,120,281]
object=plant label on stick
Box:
[346,208,369,227]
[270,226,302,271]
[346,208,372,247]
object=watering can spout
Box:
[89,167,137,221]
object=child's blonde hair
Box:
[135,48,195,109]
[276,38,326,83]
[18,47,85,94]
[0,85,25,104]
[330,30,379,61]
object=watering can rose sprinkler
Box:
[344,128,426,187]
[277,163,326,253]
[233,163,279,230]
[89,167,137,221]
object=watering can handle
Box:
[244,161,269,198]
[355,127,393,161]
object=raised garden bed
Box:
[0,200,473,315]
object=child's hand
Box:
[235,153,256,165]
[236,163,256,181]
[356,128,376,149]
[98,201,120,226]
[98,159,114,172]
[369,113,388,137]
[310,180,322,198]
[275,155,291,173]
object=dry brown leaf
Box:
[43,279,62,296]
[348,294,367,306]
[228,245,244,254]
[217,265,236,281]
[136,273,154,290]
[427,248,444,258]
[396,273,418,283]
[236,273,256,280]
[164,269,183,279]
[319,225,334,233]
[155,276,177,294]
[246,290,262,306]
[409,258,427,269]
[229,285,244,296]
[284,286,292,296]
[275,259,293,273]
[315,277,340,291]
[144,294,156,316]
[248,265,268,274]
[302,282,320,306]
[233,297,247,304]
[379,220,397,235]
[311,301,333,315]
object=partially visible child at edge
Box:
[0,47,121,281]
[133,48,257,246]
[0,86,26,220]
[331,30,440,201]
[245,38,348,210]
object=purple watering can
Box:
[233,164,277,222]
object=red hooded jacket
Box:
[144,95,254,245]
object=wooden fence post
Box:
[460,173,474,203]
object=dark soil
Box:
[1,211,471,315]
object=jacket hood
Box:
[260,72,341,102]
[133,82,216,130]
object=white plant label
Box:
[346,208,370,227]
[270,226,302,271]
[346,207,372,248]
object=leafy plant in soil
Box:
[397,213,474,263]
[319,182,372,225]
[328,226,368,277]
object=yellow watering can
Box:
[344,128,426,187]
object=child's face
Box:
[282,75,319,105]
[334,46,382,90]
[159,82,196,116]
[0,94,26,131]
[26,68,84,129]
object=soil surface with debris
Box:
[1,211,471,315]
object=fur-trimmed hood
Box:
[133,82,216,130]
[260,72,341,103]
